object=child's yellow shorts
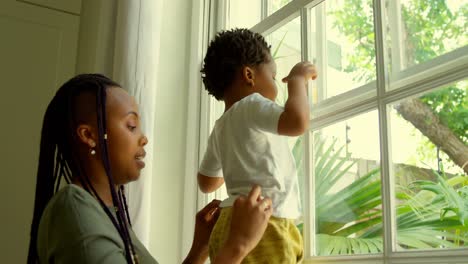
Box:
[209,207,304,264]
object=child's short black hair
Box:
[201,28,271,100]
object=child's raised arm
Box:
[278,62,317,136]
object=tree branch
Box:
[394,98,468,174]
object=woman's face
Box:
[105,87,148,184]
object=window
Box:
[200,0,468,262]
[227,0,262,29]
[390,80,468,252]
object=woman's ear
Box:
[242,66,255,87]
[76,124,97,148]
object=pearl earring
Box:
[89,140,96,156]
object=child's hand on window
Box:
[282,61,317,83]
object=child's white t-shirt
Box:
[199,93,301,219]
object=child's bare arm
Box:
[198,173,225,193]
[278,62,317,136]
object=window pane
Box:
[266,17,302,107]
[313,111,382,256]
[310,0,376,100]
[390,79,468,251]
[385,0,468,73]
[266,18,305,225]
[227,0,262,29]
[268,0,293,15]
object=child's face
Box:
[105,87,148,185]
[253,58,278,101]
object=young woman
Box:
[27,74,272,264]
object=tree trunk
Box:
[394,98,468,175]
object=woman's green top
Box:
[37,184,158,264]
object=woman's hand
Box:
[184,185,272,264]
[183,199,221,264]
[213,185,272,264]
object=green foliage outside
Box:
[330,0,467,155]
[302,136,468,255]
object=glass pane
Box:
[266,17,301,107]
[385,0,468,73]
[310,0,376,100]
[390,79,468,251]
[313,111,382,256]
[265,16,305,230]
[268,0,293,15]
[227,0,262,29]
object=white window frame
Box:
[181,0,230,259]
[184,0,468,262]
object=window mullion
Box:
[215,0,227,31]
[261,0,268,20]
[300,6,316,258]
[303,129,316,258]
[315,3,327,102]
[373,0,395,258]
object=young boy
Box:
[199,28,317,263]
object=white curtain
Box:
[112,0,163,246]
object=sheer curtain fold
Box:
[112,0,163,246]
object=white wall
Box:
[0,1,80,262]
[76,0,116,76]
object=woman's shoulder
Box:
[51,184,93,203]
[44,185,100,218]
[38,184,117,240]
[53,184,95,203]
[37,185,123,262]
